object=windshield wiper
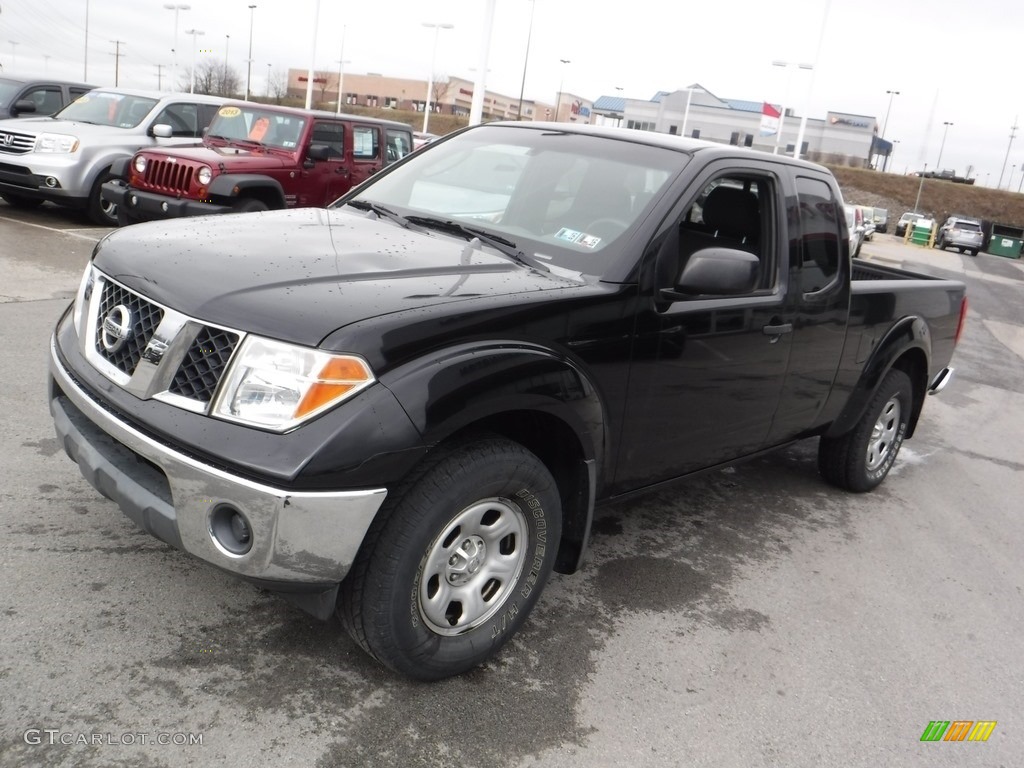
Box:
[346,200,410,228]
[404,215,547,271]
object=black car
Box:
[0,76,96,119]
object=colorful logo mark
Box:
[920,721,997,742]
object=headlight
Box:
[35,133,80,153]
[212,336,375,431]
[72,264,95,338]
[133,155,147,174]
[197,166,213,185]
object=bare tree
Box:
[432,76,450,112]
[178,60,242,97]
[267,68,289,104]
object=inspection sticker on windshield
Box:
[555,228,601,248]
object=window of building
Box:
[384,96,398,109]
[691,129,700,139]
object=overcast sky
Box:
[2,0,1022,189]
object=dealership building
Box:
[591,84,891,169]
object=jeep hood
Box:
[139,143,292,169]
[91,207,583,348]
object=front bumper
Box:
[49,336,387,592]
[0,154,85,204]
[104,180,231,224]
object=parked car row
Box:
[0,81,417,226]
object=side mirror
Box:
[668,247,760,297]
[307,145,330,162]
[152,124,173,139]
[13,99,37,116]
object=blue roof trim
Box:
[723,99,769,113]
[593,95,627,111]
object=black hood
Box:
[92,208,581,347]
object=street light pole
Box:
[185,28,204,94]
[245,4,256,101]
[164,4,190,92]
[936,121,953,168]
[557,58,570,122]
[422,22,454,133]
[882,89,900,136]
[772,61,813,154]
[793,0,831,159]
[335,25,347,116]
[516,0,536,121]
[997,117,1018,190]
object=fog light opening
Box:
[210,505,253,556]
[44,176,59,188]
[129,194,138,207]
[160,201,169,213]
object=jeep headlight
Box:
[213,337,374,431]
[36,133,80,153]
[133,155,147,174]
[197,166,213,185]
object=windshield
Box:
[337,125,687,278]
[206,105,306,150]
[53,91,158,128]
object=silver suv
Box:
[0,88,224,225]
[935,216,984,257]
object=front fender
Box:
[379,341,606,468]
[208,174,286,206]
[826,316,931,439]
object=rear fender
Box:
[826,316,931,439]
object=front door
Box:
[614,166,794,491]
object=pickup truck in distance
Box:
[48,123,967,680]
[102,102,414,225]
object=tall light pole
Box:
[8,40,18,71]
[335,25,348,115]
[516,0,536,121]
[889,139,900,173]
[772,60,812,154]
[303,0,322,110]
[793,0,832,159]
[936,121,953,169]
[556,58,570,122]
[997,117,1018,190]
[185,28,204,94]
[266,63,272,98]
[245,4,256,101]
[164,4,190,92]
[84,0,90,79]
[421,22,454,133]
[882,89,900,136]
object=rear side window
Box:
[386,129,412,163]
[353,126,380,159]
[311,121,345,159]
[796,176,842,293]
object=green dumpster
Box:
[987,225,1023,258]
[909,219,934,247]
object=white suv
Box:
[0,88,224,225]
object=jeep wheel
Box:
[88,171,119,226]
[1,193,44,209]
[338,435,561,680]
[818,369,913,493]
[232,198,269,213]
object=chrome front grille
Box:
[82,269,243,412]
[142,159,195,194]
[0,130,36,155]
[95,280,164,375]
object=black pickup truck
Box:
[48,123,967,680]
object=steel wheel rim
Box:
[418,497,529,636]
[866,396,901,471]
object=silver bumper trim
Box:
[50,337,387,584]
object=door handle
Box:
[762,322,793,343]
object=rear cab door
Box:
[614,157,797,489]
[348,123,384,188]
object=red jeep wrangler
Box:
[103,103,415,225]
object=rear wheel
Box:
[338,435,561,680]
[1,193,44,209]
[818,369,913,492]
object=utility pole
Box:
[156,63,165,90]
[110,40,125,86]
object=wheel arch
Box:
[380,343,608,575]
[826,316,931,440]
[208,174,286,208]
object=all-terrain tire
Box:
[338,435,561,680]
[818,369,913,492]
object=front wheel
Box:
[818,369,913,492]
[231,198,269,213]
[88,171,119,226]
[338,435,562,680]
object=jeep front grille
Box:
[142,159,195,194]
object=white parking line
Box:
[0,213,109,242]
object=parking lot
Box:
[1,201,1022,767]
